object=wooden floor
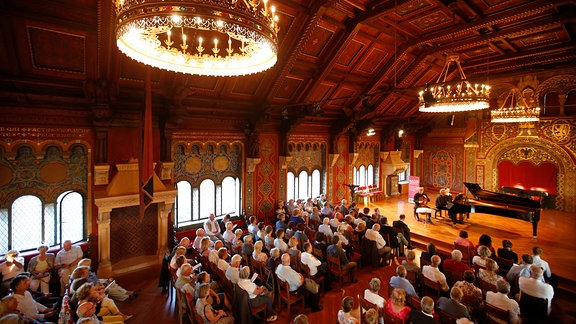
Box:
[113,192,576,324]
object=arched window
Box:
[367,165,374,185]
[1,192,85,253]
[311,170,321,198]
[175,177,241,228]
[287,172,295,201]
[298,170,309,200]
[286,169,323,200]
[359,165,366,186]
[353,166,357,185]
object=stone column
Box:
[157,201,173,262]
[96,209,112,277]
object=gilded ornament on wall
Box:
[542,120,573,144]
[185,157,202,173]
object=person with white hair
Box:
[225,254,243,284]
[237,266,277,322]
[422,255,449,292]
[175,263,197,297]
[518,265,554,314]
[0,250,24,295]
[193,228,213,250]
[55,240,84,296]
[486,280,521,324]
[276,253,323,312]
[443,249,470,276]
[204,213,223,240]
[222,222,235,244]
[365,223,391,260]
[318,217,334,239]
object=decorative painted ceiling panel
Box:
[301,26,335,58]
[27,27,85,74]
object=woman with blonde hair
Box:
[288,236,301,257]
[200,237,212,259]
[478,258,502,286]
[253,241,269,262]
[28,244,55,293]
[232,229,243,253]
[385,288,411,320]
[472,245,491,267]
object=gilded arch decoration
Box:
[484,137,576,212]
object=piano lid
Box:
[463,182,541,209]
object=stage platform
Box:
[361,193,576,292]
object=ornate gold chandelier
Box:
[419,54,490,113]
[114,0,279,76]
[491,89,541,123]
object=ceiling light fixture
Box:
[114,0,279,76]
[491,89,540,123]
[419,54,490,112]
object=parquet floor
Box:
[113,192,576,324]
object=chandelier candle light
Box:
[419,54,490,113]
[491,89,541,123]
[114,0,279,76]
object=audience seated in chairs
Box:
[266,248,282,272]
[274,228,289,253]
[27,245,55,294]
[364,277,385,309]
[275,253,322,313]
[253,241,268,263]
[337,295,360,324]
[10,275,58,322]
[518,265,554,317]
[497,240,518,264]
[472,245,492,268]
[225,254,243,284]
[175,263,197,297]
[196,283,234,323]
[55,240,84,296]
[437,286,471,321]
[385,288,411,321]
[478,258,502,287]
[422,255,449,292]
[453,270,483,320]
[264,225,275,251]
[193,228,213,250]
[195,271,231,311]
[390,265,419,298]
[237,266,277,322]
[421,243,437,264]
[364,223,392,264]
[402,250,421,274]
[327,235,358,284]
[409,296,439,324]
[0,250,25,297]
[486,279,521,324]
[475,234,496,257]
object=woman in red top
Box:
[385,288,411,320]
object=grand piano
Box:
[451,182,544,238]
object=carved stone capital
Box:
[279,156,291,169]
[349,153,359,165]
[246,158,261,173]
[94,164,110,186]
[159,162,174,180]
[413,150,424,158]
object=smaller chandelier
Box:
[491,89,541,123]
[419,54,490,113]
[114,0,279,76]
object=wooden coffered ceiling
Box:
[0,0,575,135]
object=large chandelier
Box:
[419,54,490,112]
[114,0,279,76]
[491,89,541,123]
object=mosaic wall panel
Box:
[331,136,349,203]
[110,204,157,262]
[422,145,464,192]
[254,134,279,218]
[353,141,379,167]
[286,142,326,173]
[0,142,89,207]
[173,141,243,186]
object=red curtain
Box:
[498,161,557,194]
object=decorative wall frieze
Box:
[94,164,110,185]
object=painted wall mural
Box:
[254,133,279,218]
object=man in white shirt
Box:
[486,280,521,324]
[0,250,24,296]
[175,263,197,297]
[518,265,554,314]
[225,255,242,284]
[531,246,551,279]
[237,266,277,322]
[365,224,392,260]
[300,242,322,277]
[55,240,84,296]
[204,213,222,240]
[11,276,57,321]
[363,278,385,309]
[422,255,449,292]
[275,253,322,312]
